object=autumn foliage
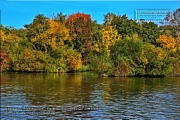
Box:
[66,13,93,64]
[0,49,11,71]
[157,34,177,52]
[0,10,180,76]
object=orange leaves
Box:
[65,12,93,49]
[65,12,93,64]
[0,49,11,71]
[66,12,91,24]
[157,34,177,51]
[66,49,82,71]
[68,56,82,71]
[66,12,92,36]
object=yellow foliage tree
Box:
[157,34,177,52]
[143,44,168,75]
[47,20,71,46]
[100,25,121,52]
[31,20,71,53]
[144,44,167,61]
[1,31,20,52]
[0,30,5,42]
[157,34,180,74]
[156,47,167,60]
[14,49,44,71]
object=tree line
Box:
[1,8,180,76]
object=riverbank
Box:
[1,70,180,78]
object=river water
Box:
[1,73,180,119]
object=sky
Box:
[0,0,179,29]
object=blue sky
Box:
[0,0,179,29]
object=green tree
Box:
[51,12,66,23]
[91,20,102,52]
[105,14,139,39]
[24,14,49,52]
[89,50,112,74]
[139,22,160,45]
[142,44,171,75]
[110,35,144,76]
[109,34,171,76]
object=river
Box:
[1,73,180,119]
